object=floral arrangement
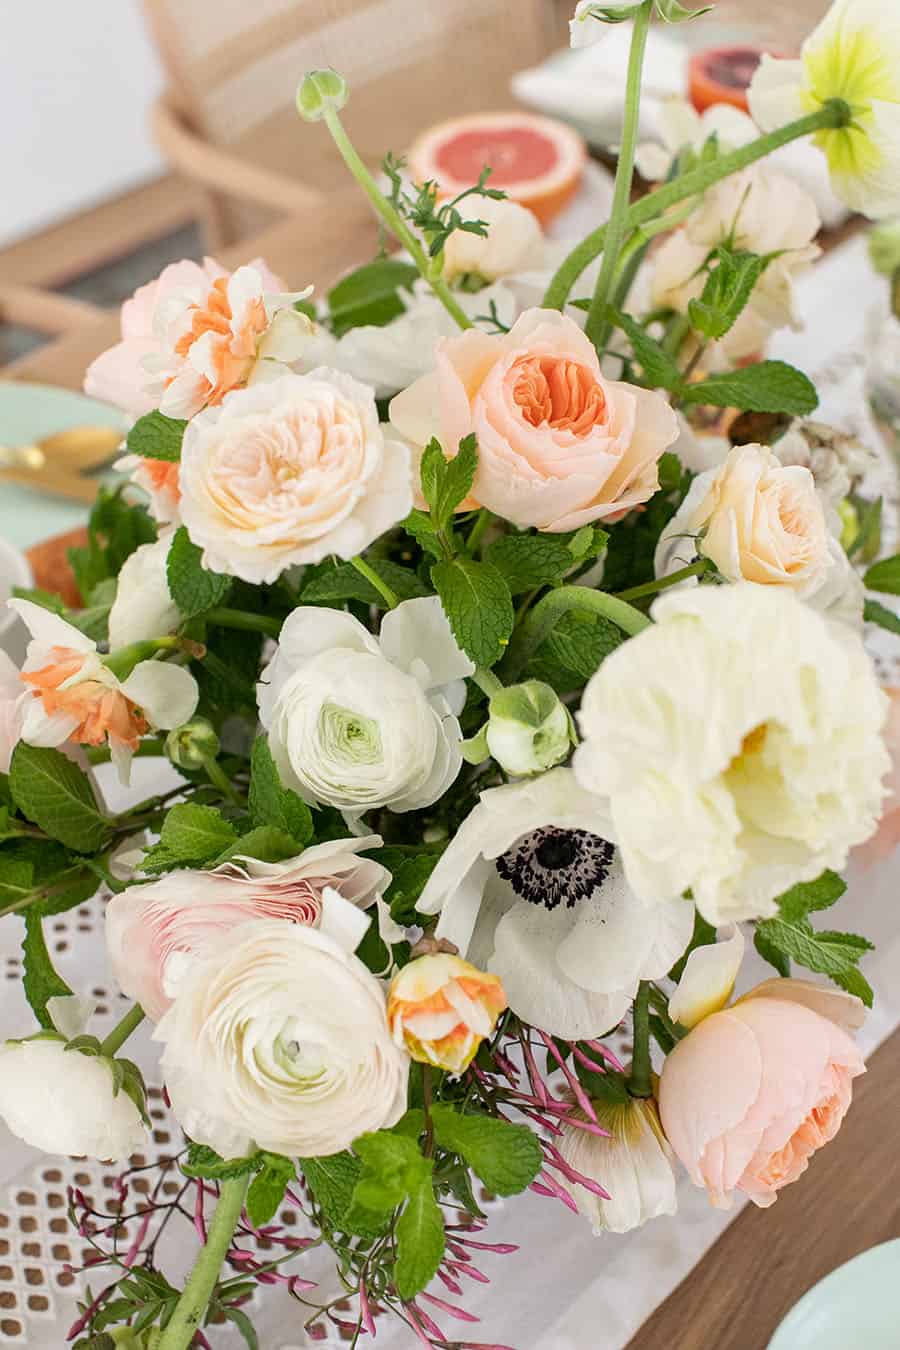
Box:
[2,1,900,1346]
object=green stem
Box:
[99,1004,145,1058]
[322,107,472,331]
[201,754,245,807]
[615,558,710,601]
[349,555,399,608]
[465,509,494,557]
[543,100,852,312]
[103,638,187,681]
[158,1173,250,1350]
[471,667,503,699]
[86,737,166,766]
[585,0,653,347]
[500,585,651,681]
[203,608,283,638]
[628,981,653,1098]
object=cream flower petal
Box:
[9,599,95,655]
[747,56,806,134]
[379,596,475,688]
[119,661,199,731]
[668,923,745,1029]
[389,371,442,448]
[738,976,866,1031]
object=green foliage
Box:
[847,495,882,561]
[383,153,505,259]
[300,557,430,606]
[212,826,301,865]
[430,1105,542,1196]
[9,745,107,852]
[365,845,442,925]
[394,1178,444,1300]
[300,1152,388,1239]
[755,873,870,1003]
[248,737,314,846]
[668,907,716,982]
[485,534,578,593]
[246,1153,296,1227]
[420,434,479,533]
[125,410,187,462]
[166,526,232,618]
[68,486,157,602]
[527,608,624,690]
[605,307,683,389]
[22,911,72,1027]
[182,1143,261,1181]
[326,259,419,337]
[687,248,770,340]
[864,599,900,635]
[431,557,514,667]
[680,361,818,415]
[141,803,237,873]
[350,1130,444,1298]
[864,554,900,595]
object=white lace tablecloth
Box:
[1,235,899,1350]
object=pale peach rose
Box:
[106,837,388,1021]
[387,953,507,1075]
[659,978,866,1208]
[115,454,182,525]
[390,308,679,532]
[856,686,900,865]
[179,370,412,584]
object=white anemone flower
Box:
[416,768,694,1040]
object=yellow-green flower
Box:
[749,0,900,219]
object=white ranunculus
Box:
[258,598,472,822]
[574,585,890,924]
[441,197,544,284]
[154,919,409,1158]
[558,1095,678,1234]
[416,768,694,1040]
[0,1037,146,1161]
[108,533,181,651]
[178,370,412,585]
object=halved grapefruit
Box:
[688,46,766,114]
[408,112,586,227]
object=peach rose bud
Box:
[659,977,866,1209]
[387,953,507,1075]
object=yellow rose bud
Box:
[387,954,507,1075]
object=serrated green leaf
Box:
[126,410,187,462]
[754,925,791,977]
[300,558,430,607]
[248,737,313,846]
[300,1152,388,1238]
[775,871,846,922]
[687,248,769,341]
[606,307,683,390]
[431,557,513,667]
[0,858,34,909]
[430,1106,542,1197]
[246,1154,295,1227]
[864,598,900,635]
[22,911,72,1028]
[327,259,419,338]
[681,361,818,415]
[142,803,237,874]
[402,508,445,559]
[166,526,232,618]
[9,744,107,852]
[754,915,874,1005]
[485,534,575,593]
[365,846,441,925]
[181,1143,261,1180]
[420,434,479,533]
[212,825,300,866]
[864,554,900,595]
[395,1172,444,1300]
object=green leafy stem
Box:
[500,585,651,680]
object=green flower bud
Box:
[485,680,574,776]
[837,498,859,553]
[296,68,349,122]
[165,717,220,770]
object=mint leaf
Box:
[754,915,874,1006]
[431,1106,542,1196]
[142,803,237,873]
[681,361,818,415]
[182,1144,261,1180]
[395,1173,444,1300]
[9,744,107,852]
[301,1153,388,1238]
[538,609,623,683]
[688,248,769,340]
[68,486,157,601]
[366,846,441,925]
[864,599,900,635]
[775,871,846,922]
[606,307,683,390]
[166,526,232,618]
[212,826,300,866]
[486,535,575,593]
[221,1308,259,1350]
[754,925,790,977]
[327,259,419,338]
[126,410,187,462]
[246,1154,295,1227]
[301,558,430,606]
[402,508,445,559]
[431,557,513,667]
[420,435,479,532]
[23,911,72,1028]
[248,737,313,846]
[864,554,900,596]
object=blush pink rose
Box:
[105,837,389,1021]
[389,308,679,531]
[659,978,865,1208]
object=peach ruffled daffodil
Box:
[387,953,507,1075]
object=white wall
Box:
[0,1,166,247]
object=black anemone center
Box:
[495,827,615,912]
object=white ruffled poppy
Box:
[7,599,198,782]
[416,768,694,1040]
[748,0,900,220]
[258,597,472,823]
[108,532,181,651]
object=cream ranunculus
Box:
[154,919,409,1158]
[416,768,694,1040]
[258,599,472,822]
[558,1094,678,1234]
[441,197,545,284]
[107,837,388,1021]
[748,0,900,220]
[108,532,181,651]
[650,165,821,361]
[178,370,412,585]
[0,1036,146,1161]
[574,584,890,924]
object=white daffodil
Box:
[257,597,472,823]
[7,599,198,782]
[748,0,900,219]
[416,768,694,1041]
[108,532,181,651]
[558,1094,678,1233]
[575,585,890,924]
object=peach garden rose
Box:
[389,308,679,532]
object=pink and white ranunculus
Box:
[106,837,389,1021]
[659,978,866,1208]
[7,599,198,782]
[155,919,409,1158]
[389,308,678,532]
[178,371,412,584]
[84,256,310,421]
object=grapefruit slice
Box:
[408,112,586,227]
[688,46,766,114]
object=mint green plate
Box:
[768,1240,900,1349]
[0,381,127,550]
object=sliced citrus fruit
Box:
[408,112,586,227]
[688,46,766,114]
